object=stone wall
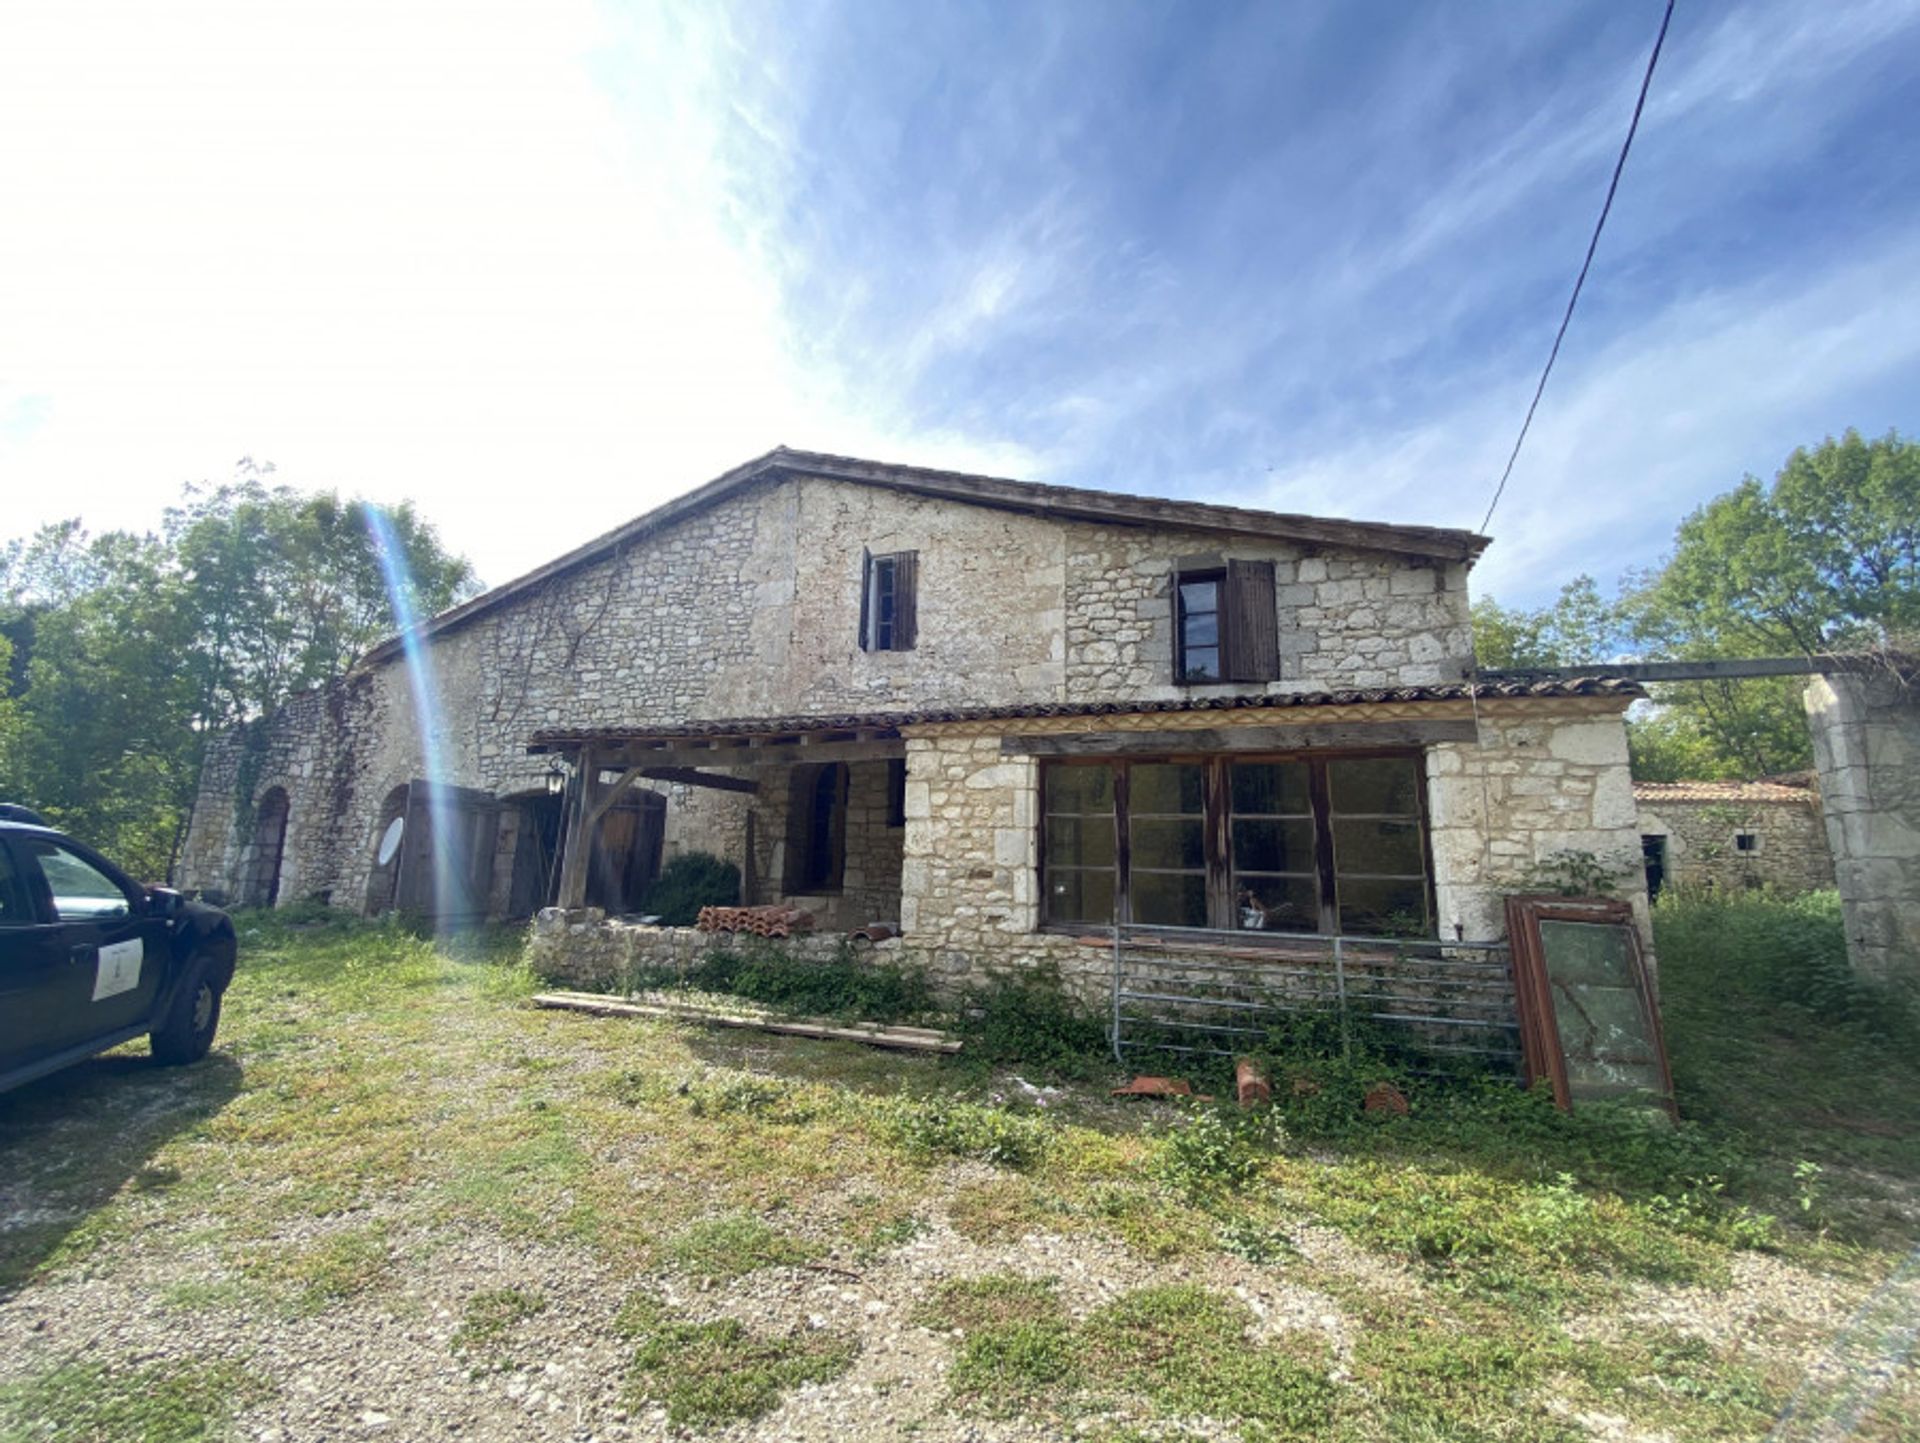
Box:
[180,466,1477,916]
[1806,671,1920,992]
[1636,794,1833,894]
[1426,701,1651,946]
[885,696,1647,1001]
[1062,527,1471,699]
[524,906,900,994]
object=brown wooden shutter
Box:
[1224,559,1279,682]
[857,547,872,651]
[893,550,918,650]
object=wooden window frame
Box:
[1173,558,1279,685]
[1505,894,1677,1119]
[1038,749,1436,937]
[860,549,918,652]
[1174,571,1224,683]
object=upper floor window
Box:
[1173,559,1278,684]
[861,550,919,652]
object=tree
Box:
[1470,575,1620,669]
[0,466,477,878]
[1470,430,1917,782]
[1623,428,1920,657]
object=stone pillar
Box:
[1805,671,1920,993]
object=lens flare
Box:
[364,505,462,933]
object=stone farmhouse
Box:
[1634,778,1834,900]
[179,448,1651,994]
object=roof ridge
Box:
[364,447,1492,666]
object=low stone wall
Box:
[525,906,905,994]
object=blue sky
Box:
[3,0,1917,604]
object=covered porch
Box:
[528,718,909,932]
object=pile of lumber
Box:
[695,904,816,937]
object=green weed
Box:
[617,1292,857,1426]
[0,1357,272,1443]
[450,1286,547,1363]
[663,1212,818,1279]
[868,1092,1052,1169]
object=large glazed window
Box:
[1039,751,1433,937]
[1043,764,1115,925]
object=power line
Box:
[1476,0,1676,538]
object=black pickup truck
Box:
[0,808,238,1095]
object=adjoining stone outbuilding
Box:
[178,447,1652,1003]
[1633,778,1834,899]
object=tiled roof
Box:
[1633,780,1818,805]
[527,677,1643,750]
[368,446,1491,666]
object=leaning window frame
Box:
[1037,748,1437,938]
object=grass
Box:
[450,1286,548,1368]
[0,1357,272,1443]
[615,1292,858,1425]
[0,896,1913,1440]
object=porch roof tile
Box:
[525,676,1644,752]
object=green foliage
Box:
[1080,1284,1338,1437]
[661,1212,818,1279]
[1471,574,1620,668]
[1151,1103,1285,1200]
[869,1092,1052,1169]
[616,1292,857,1426]
[954,965,1110,1080]
[1626,428,1920,657]
[1657,887,1903,1029]
[0,464,474,874]
[633,850,740,925]
[1504,846,1641,897]
[1475,429,1920,781]
[450,1287,547,1363]
[641,939,937,1022]
[917,1275,1077,1412]
[1655,889,1920,1191]
[0,1357,273,1443]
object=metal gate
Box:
[1108,923,1522,1073]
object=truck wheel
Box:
[150,959,223,1066]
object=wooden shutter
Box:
[893,550,918,650]
[857,548,872,651]
[1224,559,1279,682]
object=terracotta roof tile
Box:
[527,677,1643,750]
[1633,779,1817,805]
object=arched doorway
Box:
[245,787,291,907]
[364,785,411,915]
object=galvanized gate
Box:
[1108,923,1522,1073]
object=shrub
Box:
[1654,888,1908,1032]
[654,940,937,1022]
[956,966,1109,1080]
[870,1093,1052,1169]
[635,852,740,926]
[1151,1103,1285,1200]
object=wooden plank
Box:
[1002,721,1479,756]
[619,738,906,768]
[529,992,963,1053]
[639,767,761,795]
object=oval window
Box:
[376,816,406,867]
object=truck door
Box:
[11,834,168,1056]
[0,835,64,1068]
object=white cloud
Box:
[0,0,1031,587]
[1246,226,1920,601]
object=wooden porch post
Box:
[555,745,596,909]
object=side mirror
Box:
[146,886,186,920]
